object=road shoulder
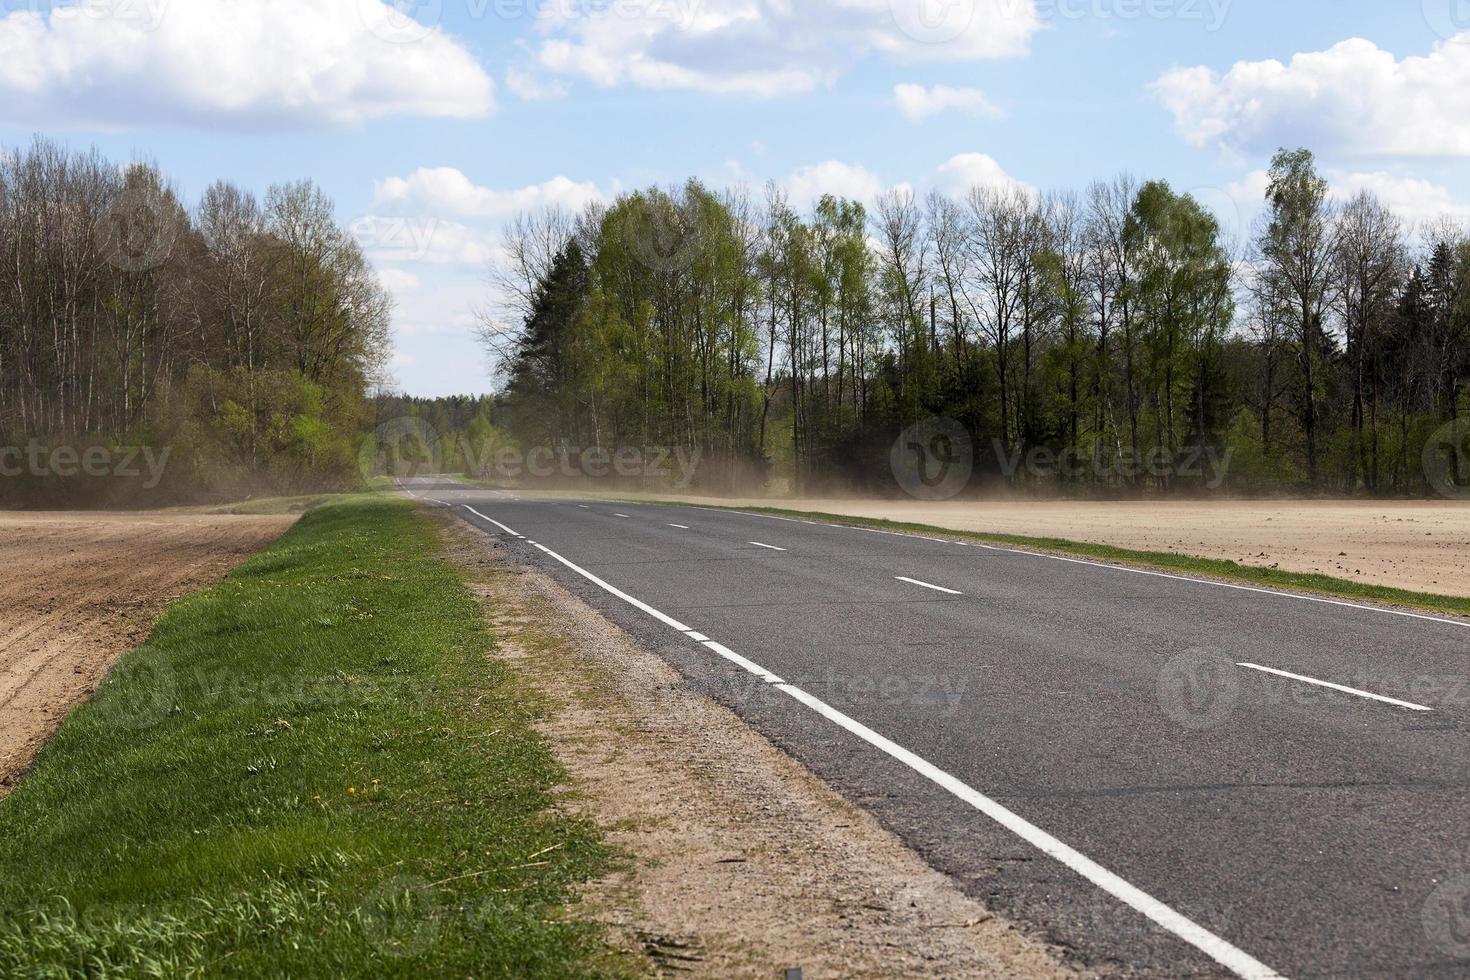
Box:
[439,513,1078,979]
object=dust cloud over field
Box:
[618,495,1470,598]
[0,511,295,792]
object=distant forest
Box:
[473,147,1468,498]
[4,137,1467,504]
[0,138,391,504]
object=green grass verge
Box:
[674,503,1470,620]
[0,498,621,978]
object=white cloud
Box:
[1151,34,1470,157]
[894,83,1003,123]
[1209,168,1470,244]
[1222,169,1271,206]
[778,153,1030,210]
[1330,171,1470,224]
[377,268,422,293]
[934,153,1033,197]
[372,168,604,219]
[785,161,887,208]
[530,0,1039,97]
[505,66,570,102]
[362,169,605,272]
[352,215,498,267]
[0,0,493,128]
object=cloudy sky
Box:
[4,0,1468,396]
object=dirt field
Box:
[0,511,296,792]
[607,495,1470,598]
[442,517,1078,979]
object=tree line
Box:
[486,148,1469,496]
[0,137,391,504]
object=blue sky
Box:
[3,0,1467,396]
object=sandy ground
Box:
[441,516,1081,979]
[0,511,296,793]
[593,495,1470,598]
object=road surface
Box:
[408,479,1470,979]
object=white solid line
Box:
[461,506,524,540]
[748,541,787,552]
[978,547,1470,631]
[529,542,693,634]
[1238,663,1434,712]
[693,506,1467,632]
[520,537,1285,980]
[703,639,785,684]
[669,524,691,530]
[896,576,964,596]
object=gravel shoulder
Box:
[0,510,297,792]
[439,514,1080,979]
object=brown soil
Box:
[0,510,296,793]
[439,516,1080,979]
[599,495,1470,598]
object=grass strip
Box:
[666,502,1470,620]
[0,497,619,978]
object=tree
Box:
[1085,174,1141,480]
[966,185,1035,456]
[0,137,392,504]
[465,157,1468,500]
[1333,191,1404,489]
[872,188,930,430]
[503,239,590,445]
[1256,148,1338,486]
[1126,182,1234,485]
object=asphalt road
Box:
[407,479,1470,979]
